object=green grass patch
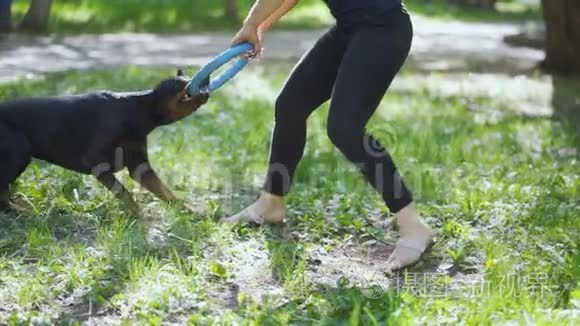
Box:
[0,65,578,324]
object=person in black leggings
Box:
[224,0,433,271]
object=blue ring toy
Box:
[188,42,254,96]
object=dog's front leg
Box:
[97,172,140,215]
[125,144,196,213]
[129,163,177,202]
[129,162,199,213]
[0,186,10,212]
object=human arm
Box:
[259,0,298,33]
[231,0,299,57]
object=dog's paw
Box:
[122,201,142,218]
[0,202,10,213]
[0,201,26,214]
[176,200,208,216]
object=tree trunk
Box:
[20,0,52,33]
[0,0,12,32]
[225,0,239,22]
[541,0,580,74]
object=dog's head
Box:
[152,69,209,124]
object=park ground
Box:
[0,0,579,325]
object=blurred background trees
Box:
[224,0,239,22]
[0,0,578,75]
[452,0,497,9]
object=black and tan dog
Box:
[0,70,208,213]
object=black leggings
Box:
[264,6,414,213]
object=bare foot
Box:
[0,202,10,213]
[222,191,286,225]
[385,203,434,272]
[0,201,26,213]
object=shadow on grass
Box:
[0,184,210,322]
[551,76,580,146]
[517,77,579,309]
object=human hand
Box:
[231,23,263,59]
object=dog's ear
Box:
[176,69,184,77]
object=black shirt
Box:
[324,0,401,25]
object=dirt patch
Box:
[206,282,240,310]
[60,299,112,325]
[393,73,553,114]
[217,237,286,306]
[304,237,483,299]
[306,239,396,288]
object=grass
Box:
[0,65,578,324]
[10,0,541,35]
